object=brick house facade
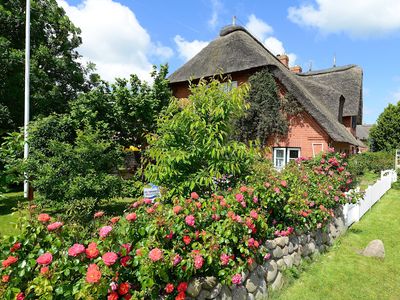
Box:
[168,25,364,169]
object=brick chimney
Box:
[277,54,289,68]
[290,65,302,74]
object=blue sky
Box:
[58,0,400,124]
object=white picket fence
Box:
[343,169,398,227]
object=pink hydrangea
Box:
[232,274,242,285]
[68,244,85,257]
[148,248,163,262]
[194,255,204,269]
[99,226,112,238]
[102,252,118,266]
[185,215,195,227]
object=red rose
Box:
[86,242,100,259]
[10,242,21,253]
[36,252,52,265]
[1,256,18,268]
[177,282,188,293]
[110,216,120,224]
[120,256,131,267]
[37,213,51,223]
[175,292,186,300]
[40,266,49,274]
[183,235,191,245]
[118,282,130,295]
[102,252,118,266]
[107,292,119,300]
[86,264,101,283]
[16,292,25,300]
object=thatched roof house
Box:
[169,25,364,168]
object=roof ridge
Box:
[298,64,359,76]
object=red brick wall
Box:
[342,116,356,136]
[266,111,331,158]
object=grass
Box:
[358,171,380,191]
[0,192,134,237]
[272,186,400,300]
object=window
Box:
[274,148,286,169]
[273,147,301,169]
[221,81,238,93]
[351,116,357,129]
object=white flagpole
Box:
[24,0,31,198]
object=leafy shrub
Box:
[145,78,256,198]
[0,151,358,299]
[28,125,124,206]
[348,151,394,176]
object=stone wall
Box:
[184,208,347,300]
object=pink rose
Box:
[190,192,199,200]
[220,253,230,265]
[173,254,182,266]
[68,244,85,257]
[232,274,242,285]
[148,248,163,262]
[47,221,63,231]
[38,213,51,223]
[250,210,258,220]
[94,211,104,218]
[99,225,112,238]
[173,205,182,214]
[235,193,244,202]
[102,252,118,266]
[144,198,152,204]
[36,252,52,265]
[281,180,287,187]
[264,253,271,260]
[194,255,204,269]
[185,215,195,227]
[125,213,137,222]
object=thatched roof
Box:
[298,65,363,123]
[356,124,373,140]
[168,25,362,146]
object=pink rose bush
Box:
[0,150,359,299]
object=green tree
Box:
[145,78,256,197]
[369,101,400,152]
[0,0,90,132]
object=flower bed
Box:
[0,152,358,299]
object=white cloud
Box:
[246,14,273,41]
[174,35,209,62]
[288,0,400,37]
[264,37,297,66]
[57,0,173,82]
[245,15,297,66]
[208,0,222,29]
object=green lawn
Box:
[0,192,134,237]
[273,186,400,300]
[0,192,27,236]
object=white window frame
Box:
[287,148,301,163]
[273,147,301,169]
[273,148,286,170]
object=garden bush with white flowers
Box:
[0,150,359,300]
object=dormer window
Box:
[338,96,345,123]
